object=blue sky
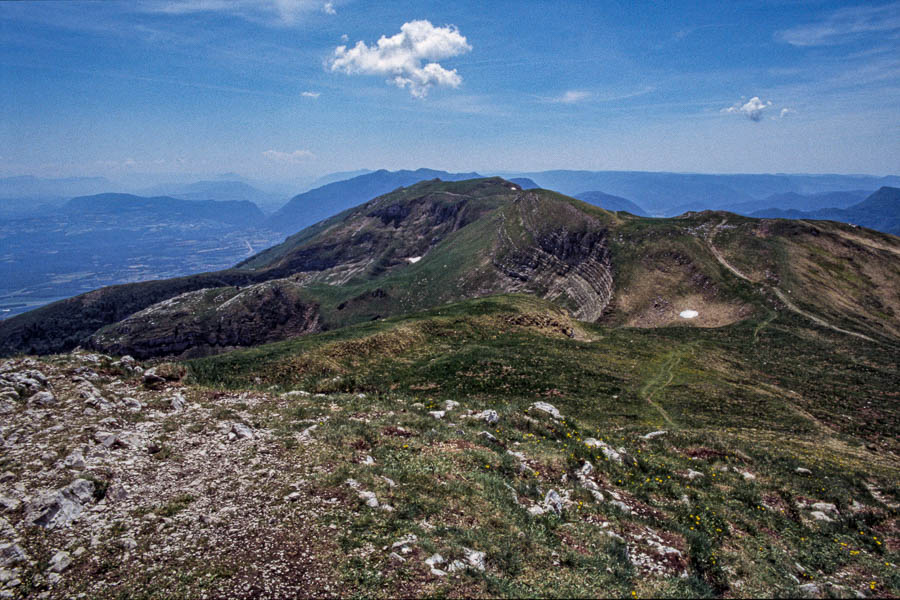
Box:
[1,0,899,182]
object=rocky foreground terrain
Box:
[0,345,897,598]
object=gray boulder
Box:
[0,544,27,568]
[25,479,95,529]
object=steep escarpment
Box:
[492,194,614,321]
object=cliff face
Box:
[492,194,614,321]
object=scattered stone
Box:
[230,423,254,441]
[611,500,632,514]
[358,491,379,508]
[0,497,20,513]
[0,544,27,568]
[810,511,833,523]
[25,478,95,529]
[361,455,375,466]
[119,537,138,551]
[64,450,86,470]
[391,534,417,551]
[0,472,12,484]
[298,424,318,442]
[141,369,165,388]
[94,431,120,448]
[474,409,499,425]
[811,502,838,514]
[28,391,56,406]
[444,400,459,411]
[284,492,302,502]
[478,431,499,444]
[685,469,704,481]
[425,553,446,577]
[428,410,445,419]
[170,393,185,412]
[738,470,756,481]
[123,397,142,411]
[642,430,667,440]
[798,583,821,596]
[527,505,545,517]
[544,489,563,515]
[584,438,625,464]
[530,401,562,420]
[47,551,71,573]
[795,467,812,475]
[463,547,486,571]
[381,476,396,488]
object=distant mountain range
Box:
[504,170,900,216]
[265,168,482,234]
[574,191,649,216]
[65,193,265,225]
[0,175,113,199]
[4,177,900,358]
[750,187,900,236]
[138,181,288,213]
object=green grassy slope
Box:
[183,293,899,597]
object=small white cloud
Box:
[263,149,315,163]
[329,20,472,98]
[340,33,349,42]
[722,96,773,122]
[301,91,321,98]
[323,1,335,15]
[552,90,591,104]
[779,107,793,118]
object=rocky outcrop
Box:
[493,195,614,321]
[89,279,321,359]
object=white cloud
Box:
[779,107,793,118]
[263,149,315,163]
[329,20,472,98]
[340,33,349,42]
[301,91,321,98]
[552,90,591,104]
[722,97,773,122]
[150,0,321,26]
[777,2,900,47]
[322,2,335,15]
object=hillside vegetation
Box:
[2,178,899,358]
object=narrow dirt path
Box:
[752,311,777,344]
[640,351,683,429]
[707,219,876,343]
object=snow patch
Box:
[407,257,422,264]
[679,310,699,319]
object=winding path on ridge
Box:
[639,349,690,429]
[706,219,876,343]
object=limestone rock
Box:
[530,401,562,420]
[475,409,499,425]
[47,551,71,573]
[0,544,27,568]
[25,479,95,529]
[28,391,56,406]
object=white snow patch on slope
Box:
[407,257,422,264]
[679,310,699,319]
